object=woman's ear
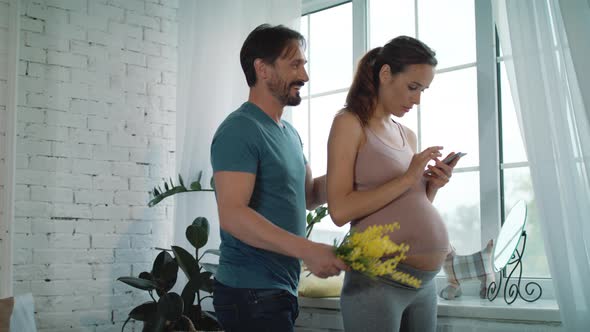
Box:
[379,64,392,84]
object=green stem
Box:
[196,248,202,305]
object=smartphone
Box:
[441,152,467,165]
[424,152,467,176]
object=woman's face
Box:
[377,63,435,118]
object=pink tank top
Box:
[352,122,449,255]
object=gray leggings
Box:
[340,264,439,332]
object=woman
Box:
[327,36,461,331]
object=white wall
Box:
[11,0,178,331]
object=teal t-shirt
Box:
[210,102,307,296]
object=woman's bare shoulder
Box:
[331,110,365,148]
[333,109,363,131]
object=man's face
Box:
[266,42,309,106]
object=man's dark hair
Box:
[240,24,306,87]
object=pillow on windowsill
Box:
[0,296,14,332]
[298,272,344,298]
[439,239,495,300]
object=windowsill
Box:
[437,296,560,322]
[298,295,561,323]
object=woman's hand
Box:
[404,146,443,184]
[424,152,461,190]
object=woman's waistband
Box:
[376,262,440,290]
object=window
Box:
[292,0,550,279]
[290,2,353,244]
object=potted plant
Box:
[117,173,222,332]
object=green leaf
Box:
[161,260,179,282]
[200,248,220,258]
[117,276,158,291]
[159,261,179,293]
[147,186,187,207]
[172,246,200,281]
[196,170,203,183]
[192,216,210,230]
[306,213,313,225]
[189,180,201,191]
[186,217,209,249]
[170,186,187,194]
[178,174,185,188]
[164,182,169,191]
[142,314,166,332]
[147,196,164,207]
[180,280,197,314]
[210,176,215,190]
[128,302,157,321]
[138,271,152,281]
[200,262,218,276]
[152,251,174,279]
[157,292,183,322]
[198,271,214,293]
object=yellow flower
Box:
[335,222,422,288]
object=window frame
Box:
[299,0,554,299]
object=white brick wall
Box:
[12,0,178,331]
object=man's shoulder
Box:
[216,106,261,136]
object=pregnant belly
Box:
[354,192,450,270]
[404,252,449,271]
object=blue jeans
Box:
[213,280,299,332]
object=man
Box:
[210,24,347,331]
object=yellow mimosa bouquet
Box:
[335,223,422,288]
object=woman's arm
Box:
[405,126,437,201]
[405,124,459,202]
[326,112,441,226]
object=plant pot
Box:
[172,316,224,332]
[181,306,223,332]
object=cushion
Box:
[298,272,344,298]
[439,239,495,300]
[0,296,14,332]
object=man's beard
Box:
[268,76,304,106]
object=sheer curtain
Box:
[0,0,19,298]
[493,0,590,329]
[174,0,302,274]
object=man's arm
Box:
[305,164,327,210]
[214,170,346,278]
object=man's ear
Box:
[379,64,392,84]
[254,58,268,81]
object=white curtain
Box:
[493,0,590,330]
[174,0,302,281]
[0,0,19,298]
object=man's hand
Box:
[301,242,349,278]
